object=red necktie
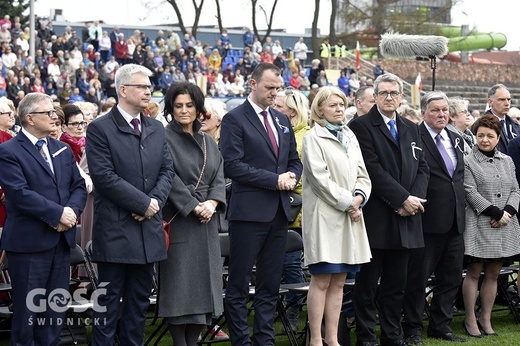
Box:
[261,110,278,157]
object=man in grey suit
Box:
[86,64,174,345]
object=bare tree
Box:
[165,0,206,37]
[311,0,320,56]
[215,0,224,34]
[329,0,338,46]
[251,0,279,45]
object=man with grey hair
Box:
[484,83,519,154]
[0,93,87,345]
[402,91,466,345]
[349,73,429,346]
[87,64,174,345]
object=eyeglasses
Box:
[0,111,14,117]
[377,91,401,99]
[68,121,88,128]
[31,110,57,117]
[123,84,153,92]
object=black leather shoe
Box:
[381,340,407,346]
[406,335,423,346]
[428,331,468,342]
[356,341,380,346]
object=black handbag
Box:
[288,192,302,223]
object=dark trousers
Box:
[7,236,70,346]
[224,205,288,346]
[354,248,411,344]
[402,229,464,336]
[91,262,154,346]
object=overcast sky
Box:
[32,0,520,51]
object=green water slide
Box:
[438,26,507,52]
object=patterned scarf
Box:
[323,119,349,153]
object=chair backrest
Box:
[285,230,303,253]
[219,233,230,258]
[75,224,82,246]
[70,244,86,266]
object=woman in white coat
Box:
[302,86,372,346]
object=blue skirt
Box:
[308,262,360,275]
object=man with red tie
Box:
[220,63,302,345]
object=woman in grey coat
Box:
[462,114,520,338]
[158,82,226,346]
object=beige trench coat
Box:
[302,124,372,266]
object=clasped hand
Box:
[132,198,160,222]
[397,195,427,217]
[347,195,364,222]
[57,206,77,232]
[277,172,297,190]
[194,200,217,223]
[490,211,511,228]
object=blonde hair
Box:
[310,86,349,127]
[276,89,309,127]
[146,101,161,118]
[204,98,227,142]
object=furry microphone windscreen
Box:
[379,32,449,59]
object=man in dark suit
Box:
[349,73,429,346]
[0,93,87,345]
[402,91,467,345]
[86,64,174,345]
[483,84,519,154]
[220,63,303,346]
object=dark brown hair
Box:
[472,114,501,137]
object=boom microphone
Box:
[379,32,449,59]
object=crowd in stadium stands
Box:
[0,14,364,111]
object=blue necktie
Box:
[435,134,455,177]
[388,119,399,145]
[35,139,53,172]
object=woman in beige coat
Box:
[302,86,372,346]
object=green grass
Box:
[0,306,518,345]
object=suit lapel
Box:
[18,133,56,181]
[244,103,278,157]
[47,139,63,184]
[446,129,464,172]
[420,123,450,176]
[370,111,399,147]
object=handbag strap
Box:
[167,132,207,224]
[194,132,207,190]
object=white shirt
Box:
[424,122,457,167]
[22,128,54,173]
[247,97,279,144]
[117,105,142,133]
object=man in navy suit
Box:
[220,63,302,346]
[0,93,87,346]
[402,91,466,345]
[349,73,429,346]
[86,64,174,346]
[483,84,520,154]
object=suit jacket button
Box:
[497,193,501,198]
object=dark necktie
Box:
[35,139,53,172]
[260,110,278,157]
[130,118,141,136]
[388,119,399,145]
[501,119,512,142]
[435,134,455,177]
